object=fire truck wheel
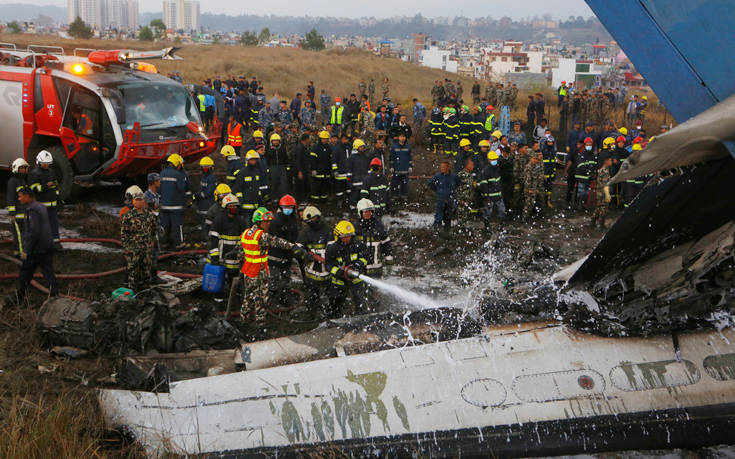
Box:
[44,145,74,201]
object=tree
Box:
[150,19,166,38]
[240,31,258,46]
[258,27,271,44]
[301,28,325,51]
[138,26,154,41]
[68,16,92,39]
[7,21,21,34]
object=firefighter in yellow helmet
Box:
[204,183,232,246]
[195,156,216,239]
[324,220,370,318]
[159,153,191,249]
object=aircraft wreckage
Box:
[97,1,735,456]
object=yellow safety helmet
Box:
[459,139,471,148]
[334,220,356,240]
[245,150,260,160]
[200,156,214,167]
[618,127,628,136]
[270,133,281,142]
[491,130,502,139]
[220,145,235,157]
[353,139,366,150]
[167,153,184,167]
[487,151,499,161]
[642,96,648,100]
[648,136,656,143]
[214,183,231,200]
[253,130,264,138]
[632,144,643,151]
[603,137,616,148]
[318,130,330,139]
[478,140,491,148]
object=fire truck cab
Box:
[0,44,219,199]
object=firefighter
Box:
[6,158,29,258]
[310,131,332,202]
[159,153,191,249]
[296,206,331,314]
[429,107,444,153]
[220,145,242,191]
[332,134,351,207]
[541,136,557,208]
[195,157,216,240]
[266,133,292,204]
[242,129,265,154]
[204,183,232,249]
[239,207,306,323]
[443,107,459,157]
[347,139,371,211]
[325,220,370,318]
[226,113,244,155]
[267,195,300,309]
[360,158,390,217]
[355,198,393,279]
[232,150,264,224]
[622,143,646,208]
[208,193,247,303]
[575,137,597,209]
[28,150,61,249]
[479,150,506,228]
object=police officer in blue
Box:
[427,159,459,233]
[159,154,191,249]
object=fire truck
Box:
[0,43,220,199]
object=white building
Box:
[68,0,138,31]
[162,0,200,31]
[551,58,577,88]
[419,46,458,73]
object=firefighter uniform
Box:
[429,108,444,152]
[28,165,60,244]
[159,160,191,247]
[233,161,264,224]
[227,120,244,155]
[296,215,332,314]
[266,210,299,309]
[355,216,393,278]
[6,170,27,256]
[325,237,369,318]
[310,138,333,202]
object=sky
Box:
[5,0,595,18]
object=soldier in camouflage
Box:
[454,158,477,233]
[431,81,441,107]
[239,207,307,323]
[456,80,463,102]
[510,83,519,110]
[382,77,390,100]
[368,78,376,107]
[121,191,157,293]
[522,150,546,220]
[591,154,612,228]
[512,143,531,213]
[358,80,367,98]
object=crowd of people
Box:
[4,74,665,320]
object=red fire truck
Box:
[0,44,220,199]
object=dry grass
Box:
[1,33,672,134]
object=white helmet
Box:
[12,158,29,173]
[124,185,143,201]
[302,205,322,222]
[36,150,53,165]
[357,198,375,217]
[220,193,240,208]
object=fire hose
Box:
[0,237,204,285]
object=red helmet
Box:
[370,157,383,168]
[633,136,644,144]
[616,135,626,143]
[279,194,297,207]
[335,97,342,103]
[584,137,593,144]
[561,80,566,85]
[486,105,494,112]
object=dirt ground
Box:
[0,146,612,457]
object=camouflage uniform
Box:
[485,85,495,104]
[456,81,463,102]
[502,87,513,107]
[445,81,456,99]
[431,84,441,106]
[358,81,367,98]
[240,225,296,322]
[512,153,530,212]
[382,81,390,100]
[510,85,519,110]
[522,160,545,219]
[121,208,157,293]
[357,110,376,147]
[368,79,376,106]
[455,169,476,230]
[592,165,611,222]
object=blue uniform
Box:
[159,164,191,247]
[389,140,413,199]
[427,171,458,230]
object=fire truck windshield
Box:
[114,82,201,131]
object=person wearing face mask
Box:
[480,150,506,228]
[296,206,331,315]
[267,194,300,309]
[574,137,598,209]
[329,97,345,137]
[208,193,248,304]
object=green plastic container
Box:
[112,287,135,300]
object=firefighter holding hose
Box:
[325,220,369,318]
